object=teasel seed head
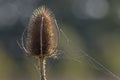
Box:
[27,6,59,58]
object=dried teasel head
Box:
[26,6,59,58]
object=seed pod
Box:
[27,6,59,58]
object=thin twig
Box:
[39,57,46,80]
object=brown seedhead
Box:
[21,6,60,80]
[27,6,59,58]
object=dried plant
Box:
[21,6,59,80]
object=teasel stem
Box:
[39,57,46,80]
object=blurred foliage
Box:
[0,0,120,80]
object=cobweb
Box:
[53,28,120,80]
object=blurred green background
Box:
[0,0,120,80]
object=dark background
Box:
[0,0,120,80]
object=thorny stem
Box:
[40,57,46,80]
